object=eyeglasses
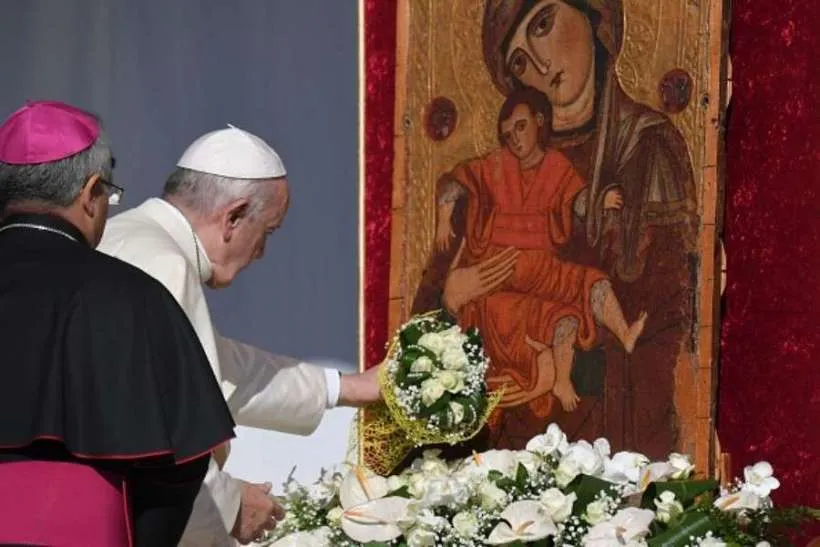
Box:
[99,179,125,205]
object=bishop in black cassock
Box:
[0,101,235,546]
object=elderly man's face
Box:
[207,179,289,289]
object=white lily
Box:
[486,500,558,545]
[525,423,569,457]
[341,496,411,543]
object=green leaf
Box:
[515,463,530,489]
[400,325,423,347]
[641,480,719,509]
[387,485,412,498]
[566,474,617,512]
[419,392,451,417]
[647,512,717,547]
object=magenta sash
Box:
[0,460,131,546]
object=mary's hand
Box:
[442,246,519,314]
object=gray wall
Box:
[0,0,360,484]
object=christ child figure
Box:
[435,87,647,412]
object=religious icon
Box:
[362,0,728,474]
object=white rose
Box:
[697,536,727,547]
[448,401,465,425]
[554,458,581,488]
[418,332,447,355]
[668,453,695,480]
[406,526,437,547]
[755,542,772,547]
[452,511,480,537]
[420,379,445,407]
[441,347,469,370]
[326,506,344,526]
[478,481,508,510]
[409,473,430,498]
[420,476,470,507]
[417,450,449,477]
[410,356,434,373]
[387,475,409,493]
[742,461,780,498]
[653,491,684,523]
[439,325,468,347]
[539,488,576,523]
[584,500,610,525]
[526,423,569,457]
[434,370,465,394]
[515,451,541,475]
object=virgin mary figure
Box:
[412,0,698,458]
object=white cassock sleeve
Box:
[216,333,339,431]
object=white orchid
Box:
[486,500,558,545]
[742,461,780,498]
[555,440,605,487]
[582,507,655,546]
[603,451,650,484]
[525,423,570,457]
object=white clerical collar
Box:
[147,198,213,283]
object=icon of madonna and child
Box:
[409,0,699,461]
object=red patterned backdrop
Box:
[363,0,820,538]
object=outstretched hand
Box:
[339,364,383,407]
[442,246,519,314]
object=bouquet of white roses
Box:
[360,310,501,475]
[264,423,819,547]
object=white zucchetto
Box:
[176,124,287,179]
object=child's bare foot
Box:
[552,380,580,412]
[624,311,648,354]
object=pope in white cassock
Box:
[98,125,380,545]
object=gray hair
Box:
[0,132,113,210]
[162,167,277,217]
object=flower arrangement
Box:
[263,424,818,547]
[360,311,501,475]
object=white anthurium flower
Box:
[417,332,447,355]
[339,467,389,510]
[269,527,332,547]
[539,488,576,523]
[668,452,696,479]
[410,355,434,373]
[603,451,650,484]
[636,461,676,492]
[341,496,411,543]
[654,491,684,523]
[486,500,558,545]
[742,461,780,498]
[526,423,569,457]
[713,489,764,512]
[582,507,655,546]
